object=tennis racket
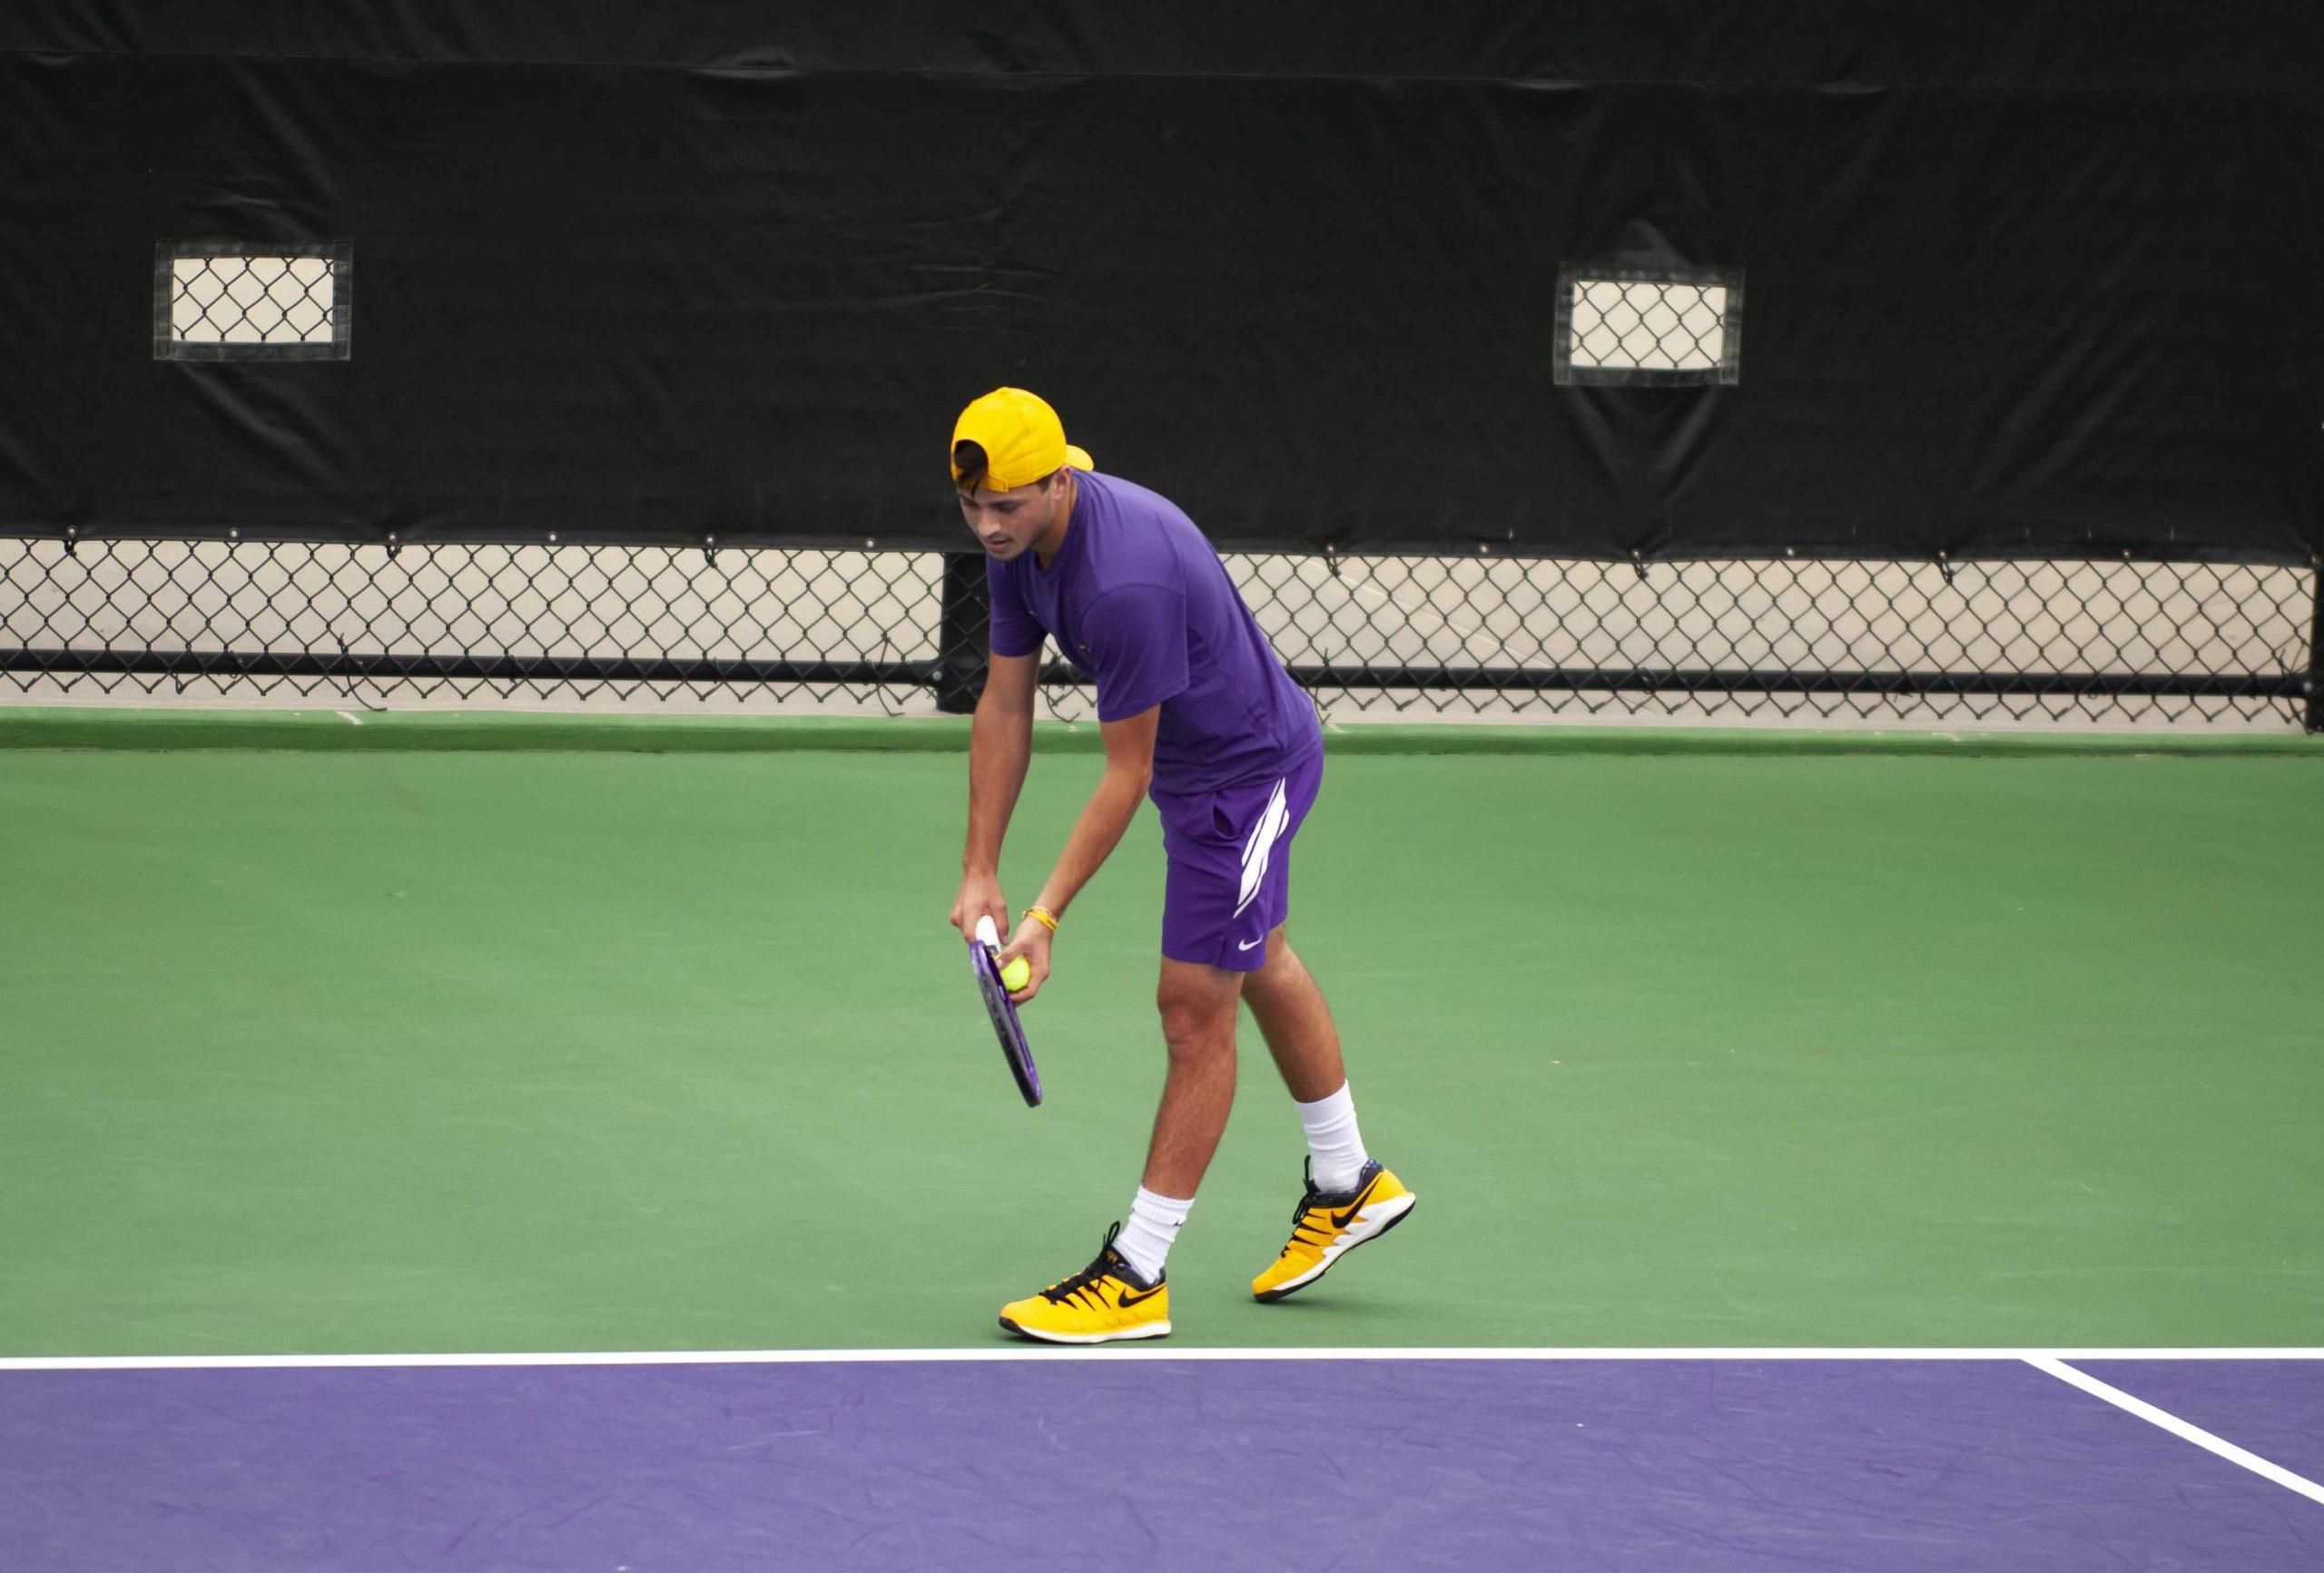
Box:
[970,915,1042,1107]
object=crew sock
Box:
[1296,1081,1370,1194]
[1116,1186,1192,1284]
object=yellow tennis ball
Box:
[1000,955,1032,992]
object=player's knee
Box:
[1162,1023,1232,1068]
[1156,987,1232,1059]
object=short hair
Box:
[953,439,1056,494]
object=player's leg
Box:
[1231,761,1417,1303]
[1096,939,1247,1297]
[1118,758,1318,1287]
[996,968,1236,1345]
[1242,930,1345,1103]
[1244,939,1417,1301]
[1143,958,1246,1197]
[1245,929,1374,1192]
[995,765,1268,1346]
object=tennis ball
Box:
[1000,955,1032,992]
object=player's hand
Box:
[950,871,1007,942]
[997,918,1052,1007]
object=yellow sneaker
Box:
[998,1224,1172,1344]
[1251,1159,1416,1303]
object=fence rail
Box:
[4,536,2315,731]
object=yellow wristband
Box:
[1024,905,1059,933]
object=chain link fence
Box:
[153,242,352,362]
[1556,267,1744,387]
[35,254,2299,730]
[3,536,2314,730]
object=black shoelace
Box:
[1289,1158,1370,1227]
[1041,1222,1133,1304]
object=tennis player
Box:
[945,387,1416,1343]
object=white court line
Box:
[2,1347,2319,1373]
[2029,1356,2324,1508]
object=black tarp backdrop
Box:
[1,2,2319,560]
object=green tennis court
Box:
[6,714,2318,1357]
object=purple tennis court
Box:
[5,1355,2320,1569]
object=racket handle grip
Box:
[973,915,1001,949]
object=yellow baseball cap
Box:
[950,387,1094,490]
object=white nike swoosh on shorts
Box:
[1237,938,1264,951]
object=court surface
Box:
[3,716,2319,1565]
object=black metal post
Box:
[2306,559,2323,734]
[933,550,990,714]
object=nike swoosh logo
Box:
[1237,938,1263,951]
[1117,1283,1164,1307]
[1329,1185,1375,1235]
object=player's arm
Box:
[997,704,1158,1002]
[952,648,1039,939]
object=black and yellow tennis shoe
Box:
[999,1223,1172,1344]
[1251,1159,1416,1303]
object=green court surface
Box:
[3,720,2319,1355]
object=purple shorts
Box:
[1151,748,1325,972]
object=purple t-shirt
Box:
[988,470,1322,796]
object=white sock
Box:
[1116,1186,1192,1283]
[1296,1081,1370,1194]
